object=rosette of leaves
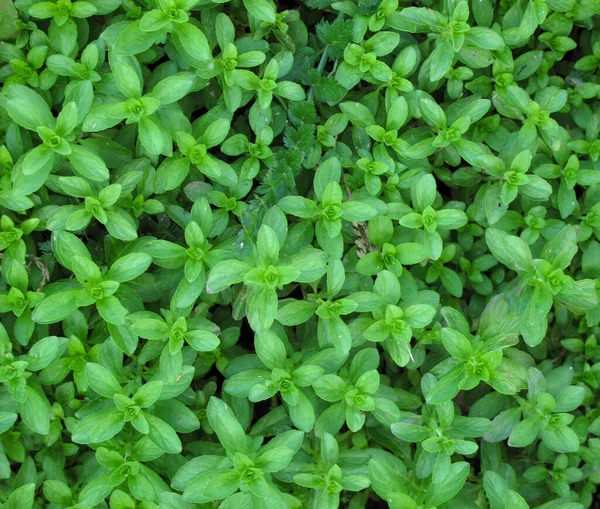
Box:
[422,243,464,298]
[83,58,196,156]
[5,87,110,195]
[426,299,526,405]
[520,205,548,245]
[38,315,93,392]
[235,58,306,110]
[47,178,139,241]
[523,453,584,498]
[535,151,600,221]
[399,173,468,260]
[113,0,211,66]
[28,0,101,26]
[333,0,398,38]
[291,433,370,509]
[457,249,498,296]
[0,330,63,435]
[244,0,300,48]
[277,258,382,354]
[72,368,183,453]
[354,149,392,197]
[381,44,417,105]
[363,96,412,164]
[278,157,379,259]
[221,122,274,187]
[363,270,437,367]
[368,449,471,508]
[173,397,304,507]
[568,113,600,163]
[486,226,598,346]
[31,233,151,327]
[45,40,104,85]
[0,41,50,89]
[335,31,399,89]
[0,215,37,263]
[355,216,428,277]
[388,0,504,81]
[561,333,600,390]
[476,149,553,225]
[316,113,348,150]
[313,348,400,434]
[146,198,236,309]
[207,222,328,331]
[154,116,237,192]
[504,366,585,454]
[494,85,566,152]
[75,445,175,506]
[391,373,491,483]
[196,13,267,112]
[405,94,490,165]
[127,304,220,378]
[0,255,44,345]
[224,329,323,432]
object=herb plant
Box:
[0,0,600,507]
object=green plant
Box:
[0,0,600,507]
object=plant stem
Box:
[307,46,329,102]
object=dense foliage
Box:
[1,0,600,506]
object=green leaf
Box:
[131,318,169,339]
[313,374,346,402]
[243,0,276,22]
[485,229,534,273]
[171,22,212,67]
[105,211,138,241]
[207,397,254,456]
[107,253,152,282]
[6,85,55,130]
[426,366,465,404]
[52,231,92,271]
[0,412,17,434]
[404,304,436,328]
[186,330,220,352]
[429,38,454,82]
[114,20,161,55]
[21,145,55,177]
[0,0,18,40]
[146,413,182,453]
[150,73,195,105]
[339,101,376,128]
[5,483,35,509]
[340,201,377,221]
[85,363,123,398]
[32,290,80,324]
[541,225,578,270]
[441,328,472,360]
[276,299,317,326]
[425,461,470,506]
[207,261,251,293]
[18,386,50,435]
[68,145,110,181]
[96,295,128,325]
[508,417,539,448]
[255,330,287,368]
[419,98,446,130]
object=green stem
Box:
[307,46,329,102]
[316,46,329,74]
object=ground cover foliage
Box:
[1,0,600,507]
